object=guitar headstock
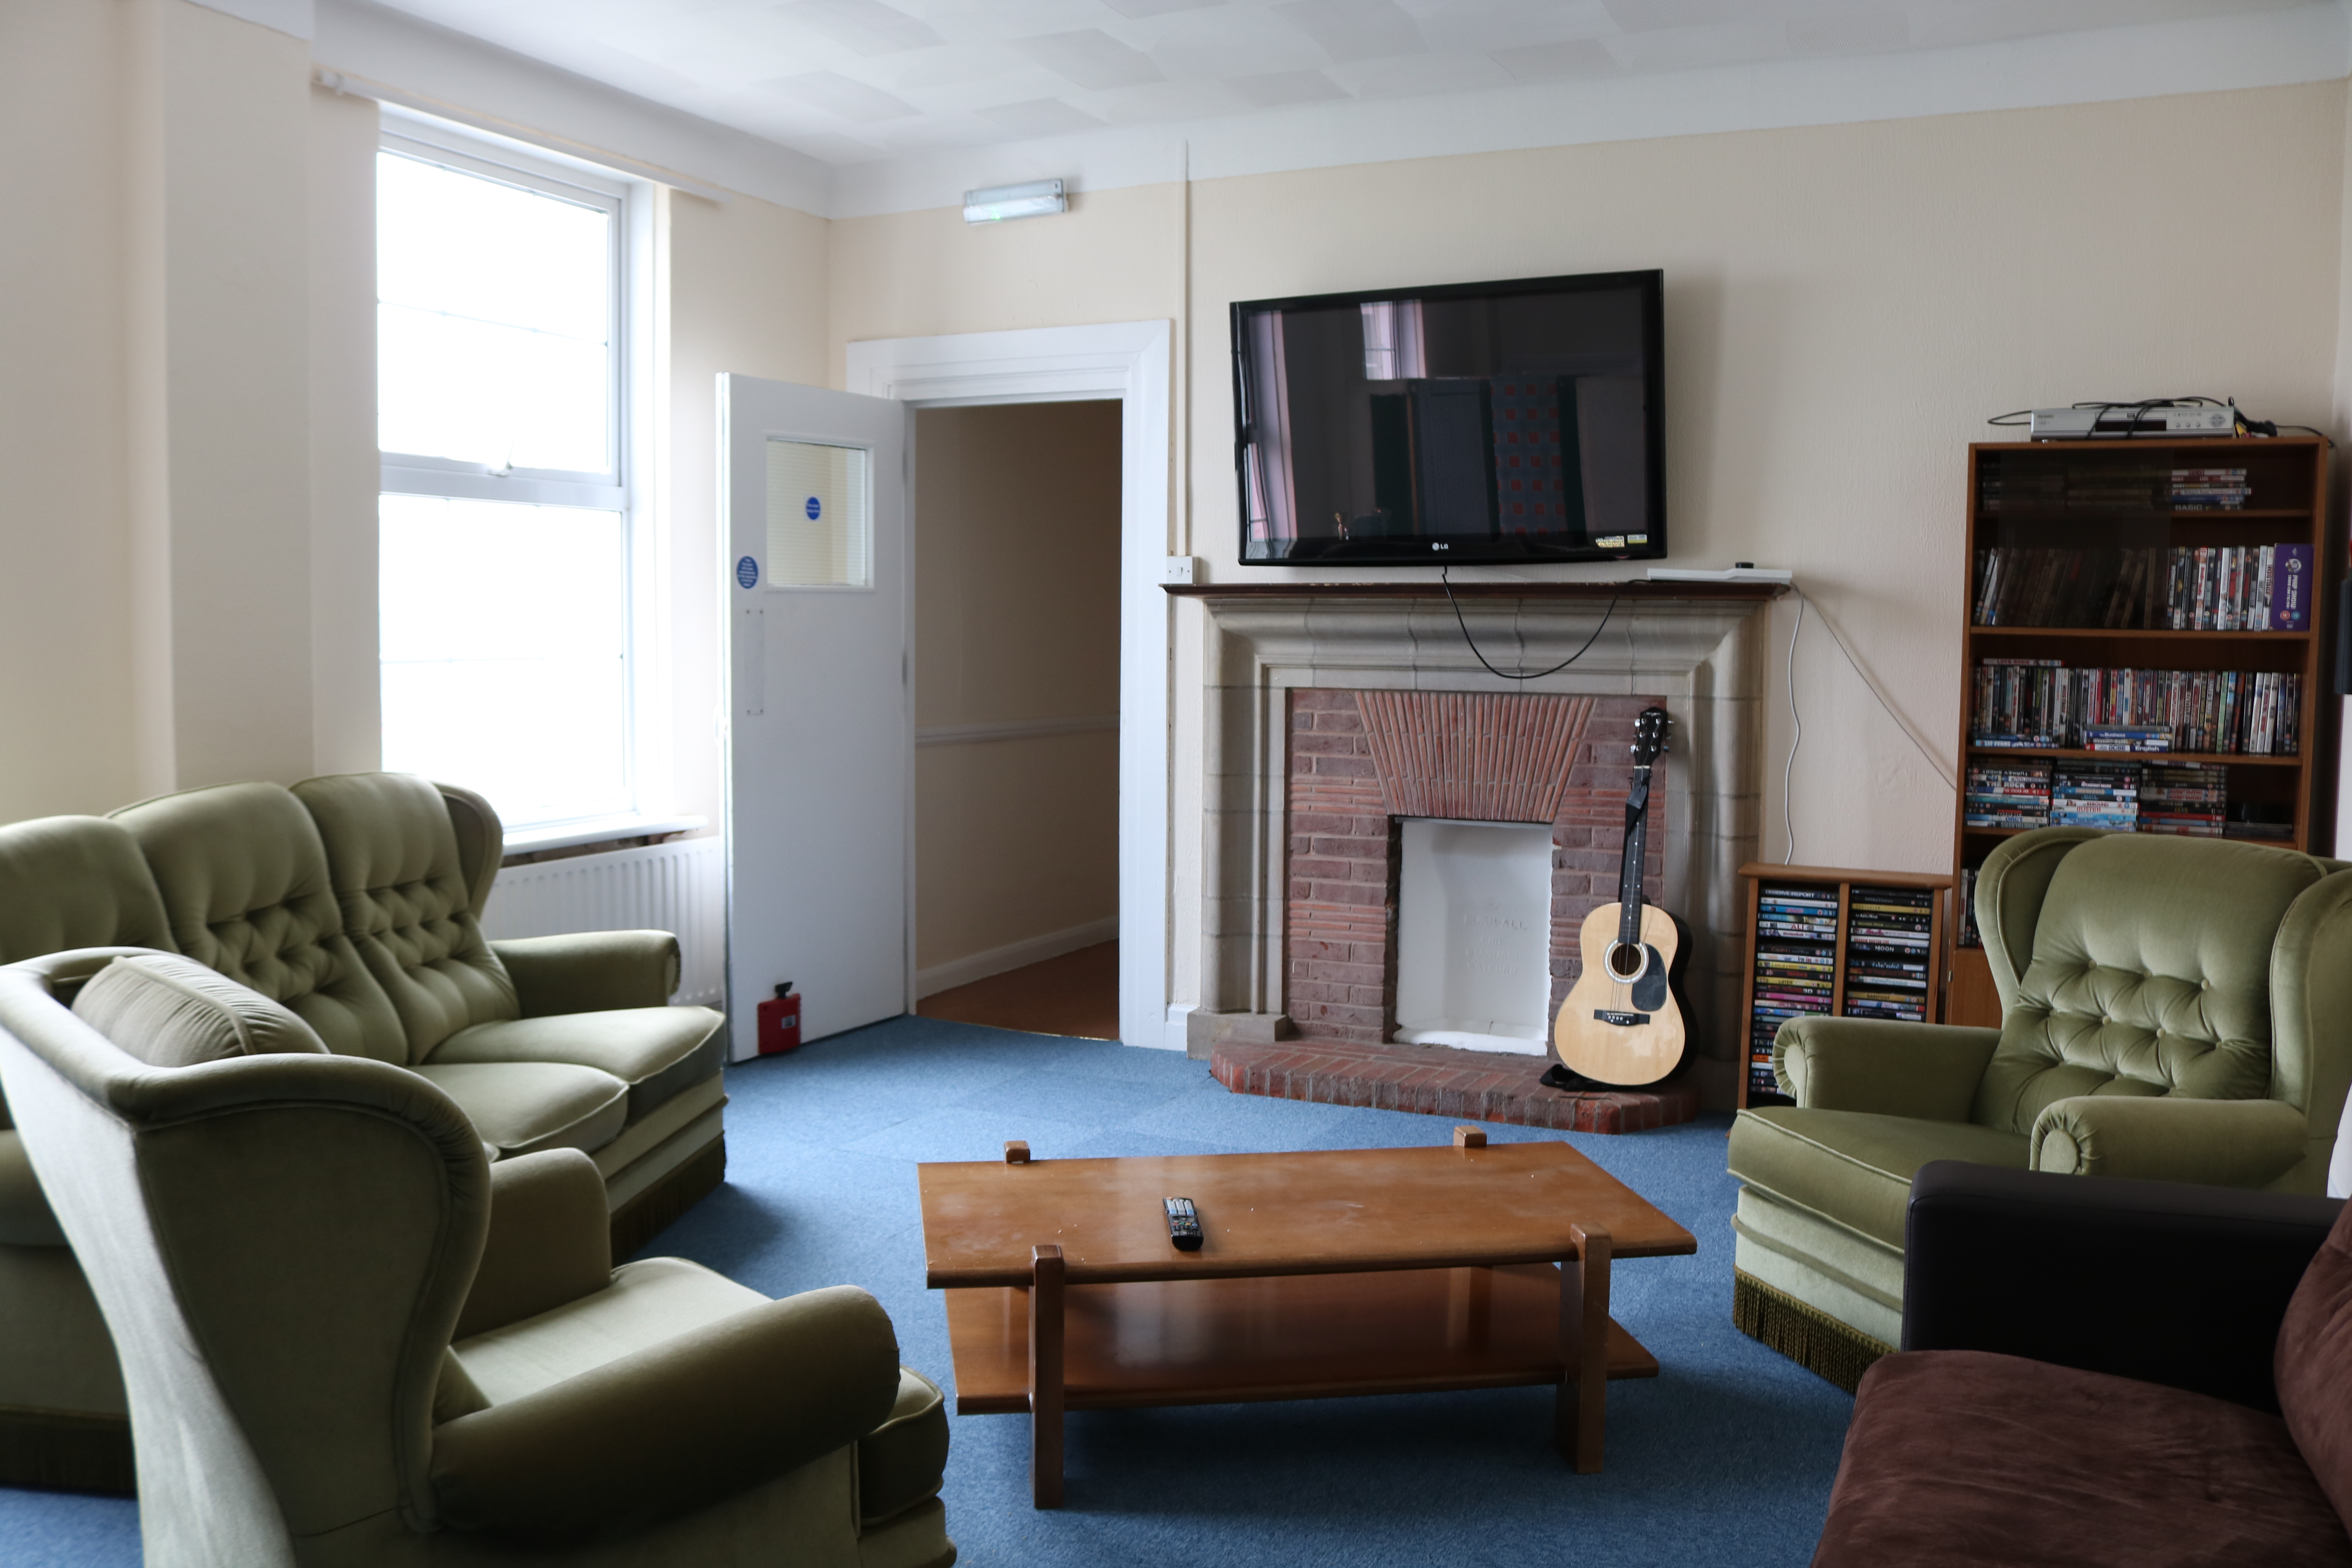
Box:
[1632,706,1671,767]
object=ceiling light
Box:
[963,180,1066,223]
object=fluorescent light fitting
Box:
[963,179,1066,223]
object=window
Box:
[376,128,645,830]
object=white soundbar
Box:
[1645,565,1795,584]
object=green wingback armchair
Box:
[0,950,954,1567]
[1728,828,2352,1388]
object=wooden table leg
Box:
[1029,1243,1065,1508]
[1556,1223,1612,1474]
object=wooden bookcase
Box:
[1947,436,2339,1027]
[1737,863,1952,1109]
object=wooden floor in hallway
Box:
[916,941,1120,1041]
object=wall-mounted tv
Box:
[1232,269,1664,565]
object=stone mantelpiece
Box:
[1172,582,1784,1107]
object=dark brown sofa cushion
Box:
[2280,1196,2352,1523]
[1814,1350,2352,1568]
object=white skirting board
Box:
[483,837,726,1007]
[914,915,1117,1000]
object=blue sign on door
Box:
[735,555,759,590]
[805,495,822,521]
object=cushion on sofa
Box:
[293,773,519,1058]
[858,1367,951,1525]
[410,1062,628,1160]
[110,783,410,1063]
[0,816,172,966]
[1727,1107,2028,1248]
[71,953,329,1067]
[2279,1195,2352,1526]
[1815,1350,2352,1568]
[430,1008,725,1122]
[1973,835,2325,1136]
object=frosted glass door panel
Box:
[765,439,872,588]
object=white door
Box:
[722,375,909,1060]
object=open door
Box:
[722,374,909,1060]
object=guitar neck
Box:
[1616,763,1652,948]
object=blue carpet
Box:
[0,1017,1853,1564]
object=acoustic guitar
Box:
[1547,706,1687,1089]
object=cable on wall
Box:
[1780,583,1958,865]
[1782,592,1805,864]
[1440,566,1620,679]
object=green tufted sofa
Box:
[1728,828,2352,1390]
[0,773,728,1490]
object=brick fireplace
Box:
[1176,581,1782,1119]
[1284,690,1665,1046]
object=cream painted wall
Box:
[666,191,831,834]
[309,83,381,778]
[0,0,328,821]
[913,402,1123,976]
[827,183,1181,385]
[835,80,2351,1024]
[0,0,142,819]
[153,0,317,792]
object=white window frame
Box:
[374,117,670,836]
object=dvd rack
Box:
[1739,864,1952,1108]
[1843,887,1936,1024]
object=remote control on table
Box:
[1164,1196,1203,1251]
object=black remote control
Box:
[1164,1196,1203,1251]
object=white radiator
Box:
[481,838,726,1008]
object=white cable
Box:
[1783,593,1804,864]
[1779,583,1960,867]
[1795,586,1959,794]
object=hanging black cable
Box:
[1440,565,1621,680]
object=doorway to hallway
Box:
[909,399,1122,1040]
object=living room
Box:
[7,2,2352,1564]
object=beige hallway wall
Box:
[914,401,1123,983]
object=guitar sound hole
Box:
[1606,943,1645,981]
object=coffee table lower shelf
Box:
[944,1262,1659,1414]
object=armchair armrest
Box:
[490,932,679,1017]
[430,1284,900,1539]
[454,1149,612,1340]
[1903,1159,2341,1412]
[2030,1095,2309,1187]
[1773,1017,1999,1119]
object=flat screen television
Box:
[1232,269,1664,565]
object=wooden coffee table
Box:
[917,1129,1697,1506]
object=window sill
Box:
[501,813,709,864]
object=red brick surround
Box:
[1284,690,1666,1046]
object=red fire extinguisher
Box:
[757,983,802,1056]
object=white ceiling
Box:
[355,0,2317,169]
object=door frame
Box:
[846,321,1174,1051]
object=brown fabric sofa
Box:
[0,774,726,1491]
[1813,1160,2352,1567]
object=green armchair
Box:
[0,950,954,1566]
[1728,828,2352,1388]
